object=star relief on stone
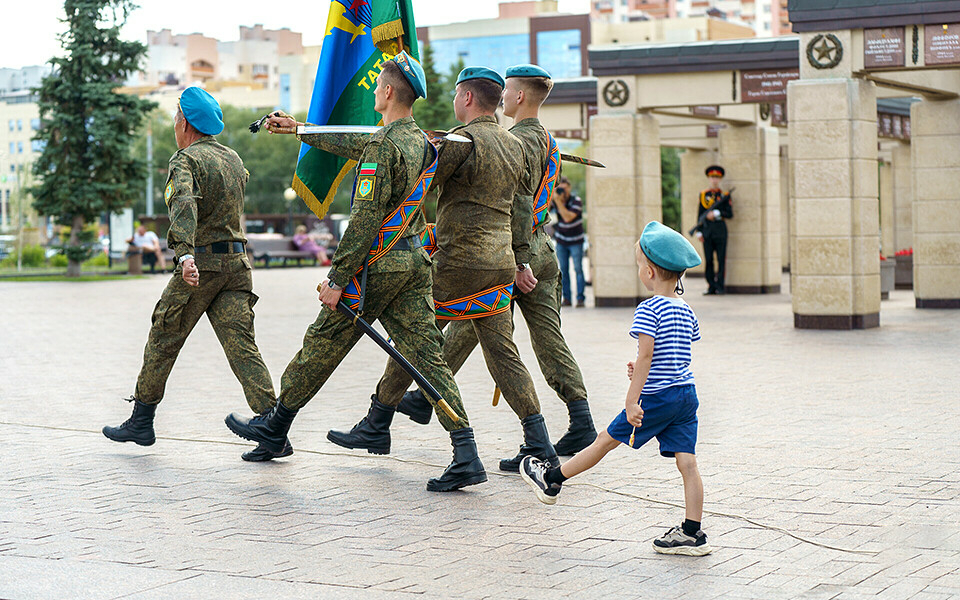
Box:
[806,33,844,69]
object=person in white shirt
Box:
[127,224,166,270]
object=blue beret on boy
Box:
[640,221,702,272]
[457,66,505,88]
[179,87,223,136]
[392,51,428,99]
[505,64,551,79]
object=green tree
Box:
[32,0,156,276]
[661,147,681,232]
[412,44,455,130]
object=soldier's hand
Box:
[515,268,538,294]
[181,258,199,287]
[695,231,704,242]
[265,112,298,134]
[318,279,342,310]
[705,211,716,221]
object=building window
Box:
[31,118,40,131]
[8,142,13,154]
[31,140,45,153]
[17,142,24,153]
[536,29,583,78]
[17,119,22,131]
[7,120,12,132]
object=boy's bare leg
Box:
[675,452,703,522]
[559,430,620,478]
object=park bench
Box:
[247,237,319,267]
[127,239,175,274]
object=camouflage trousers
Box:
[376,265,543,420]
[135,255,276,413]
[442,231,588,407]
[277,256,469,432]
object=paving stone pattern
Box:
[1,269,958,599]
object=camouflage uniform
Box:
[374,115,543,420]
[439,118,588,406]
[135,136,275,413]
[278,117,469,431]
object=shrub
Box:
[84,253,109,267]
[50,254,68,267]
[1,245,47,268]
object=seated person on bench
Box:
[292,224,332,266]
[127,225,167,271]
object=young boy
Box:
[520,221,711,556]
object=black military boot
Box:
[102,397,157,446]
[396,389,433,425]
[241,440,294,462]
[326,395,394,455]
[553,399,598,456]
[498,413,560,473]
[225,401,298,454]
[426,427,487,492]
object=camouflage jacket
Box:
[509,117,550,261]
[163,136,248,266]
[298,116,431,288]
[432,115,532,271]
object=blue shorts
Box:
[606,384,698,457]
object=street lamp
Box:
[283,187,297,236]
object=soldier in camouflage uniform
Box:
[103,87,281,460]
[327,67,561,472]
[397,65,598,468]
[223,53,486,492]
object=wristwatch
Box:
[179,254,194,264]
[328,281,343,291]
[516,263,530,272]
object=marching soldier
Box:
[103,88,281,459]
[223,52,487,492]
[394,64,598,468]
[326,66,561,473]
[692,165,733,295]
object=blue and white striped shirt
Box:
[629,296,700,394]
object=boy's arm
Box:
[625,335,655,426]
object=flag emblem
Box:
[359,162,378,176]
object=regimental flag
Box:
[371,0,419,55]
[292,0,420,219]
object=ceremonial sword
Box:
[324,289,462,425]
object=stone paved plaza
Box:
[1,268,958,599]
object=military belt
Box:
[195,241,246,254]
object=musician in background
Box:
[692,165,733,295]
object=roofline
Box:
[788,0,960,33]
[589,37,799,76]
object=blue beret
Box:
[179,87,223,136]
[506,64,551,79]
[391,51,427,99]
[456,66,504,88]
[640,221,702,272]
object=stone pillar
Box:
[717,125,782,293]
[788,77,880,329]
[680,148,715,277]
[879,155,894,258]
[910,99,960,308]
[588,112,662,306]
[891,142,913,255]
[781,149,791,272]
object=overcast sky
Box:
[4,0,591,70]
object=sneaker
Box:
[575,300,585,308]
[561,299,572,307]
[652,525,712,556]
[519,456,562,505]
